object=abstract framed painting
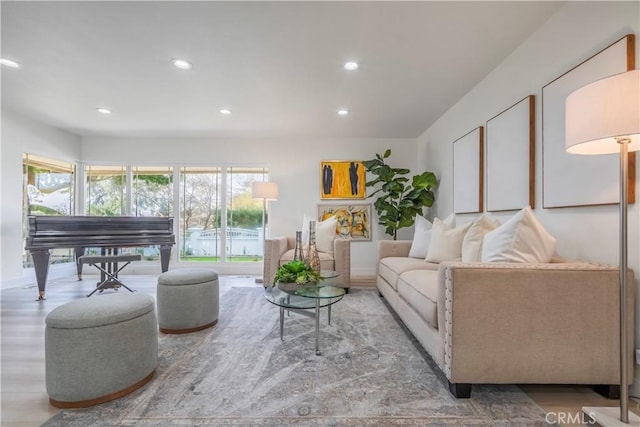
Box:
[320,160,366,199]
[485,95,535,212]
[542,34,635,208]
[317,203,371,241]
[453,126,484,214]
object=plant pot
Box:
[277,281,318,295]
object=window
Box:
[22,153,75,267]
[85,165,126,216]
[226,167,267,262]
[179,167,222,261]
[179,167,267,263]
[132,166,173,217]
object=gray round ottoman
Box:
[45,293,157,408]
[157,268,219,334]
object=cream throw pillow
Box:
[408,216,432,258]
[315,216,337,255]
[409,214,455,259]
[461,214,501,262]
[301,214,337,255]
[425,218,471,263]
[481,206,556,263]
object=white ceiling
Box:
[1,1,563,139]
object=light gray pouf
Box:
[45,293,157,408]
[157,268,219,334]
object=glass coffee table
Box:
[264,271,345,355]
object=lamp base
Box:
[583,407,640,426]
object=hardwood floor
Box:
[0,274,635,426]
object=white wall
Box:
[417,1,640,391]
[80,135,418,277]
[1,110,81,285]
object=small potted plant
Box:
[273,260,321,292]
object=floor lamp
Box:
[252,181,278,284]
[566,69,640,426]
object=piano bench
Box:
[157,268,219,334]
[45,293,157,408]
[78,254,142,297]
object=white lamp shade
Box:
[252,181,278,200]
[565,69,640,155]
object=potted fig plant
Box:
[363,149,438,240]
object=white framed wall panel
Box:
[485,95,535,211]
[542,34,635,208]
[453,126,483,214]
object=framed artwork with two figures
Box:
[320,160,366,199]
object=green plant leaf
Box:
[363,149,439,239]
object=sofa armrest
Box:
[333,239,351,287]
[263,237,291,286]
[377,240,412,261]
[437,262,634,385]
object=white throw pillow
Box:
[408,214,455,259]
[301,214,337,255]
[461,214,501,262]
[408,216,433,258]
[315,216,337,255]
[481,206,556,263]
[425,218,472,263]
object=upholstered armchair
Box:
[263,237,351,289]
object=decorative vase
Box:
[293,231,304,261]
[305,221,321,273]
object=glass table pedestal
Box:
[265,282,345,355]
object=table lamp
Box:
[566,69,640,426]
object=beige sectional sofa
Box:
[377,239,634,398]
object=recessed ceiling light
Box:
[344,61,359,71]
[337,109,349,116]
[220,109,232,115]
[96,107,112,114]
[0,58,21,68]
[171,58,193,70]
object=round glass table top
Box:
[264,280,345,310]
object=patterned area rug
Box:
[43,288,552,426]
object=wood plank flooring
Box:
[0,274,635,426]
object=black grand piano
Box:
[25,215,175,300]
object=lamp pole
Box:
[619,136,629,422]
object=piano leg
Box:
[31,250,50,301]
[74,247,85,280]
[160,245,172,272]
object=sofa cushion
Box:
[481,206,556,263]
[378,257,438,290]
[397,269,439,329]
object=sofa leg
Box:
[377,290,383,298]
[593,384,620,399]
[448,381,472,398]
